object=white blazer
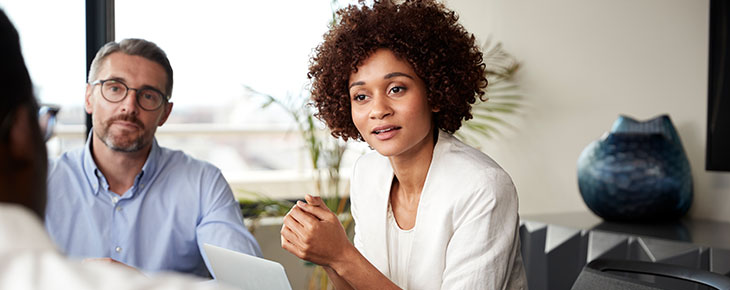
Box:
[350,130,526,290]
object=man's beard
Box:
[95,114,148,153]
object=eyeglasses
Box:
[38,104,60,142]
[90,79,169,111]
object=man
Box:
[44,38,261,277]
[0,9,233,289]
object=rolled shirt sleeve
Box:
[196,169,262,277]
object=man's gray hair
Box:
[88,38,173,98]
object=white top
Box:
[0,203,234,290]
[350,130,527,290]
[386,204,415,289]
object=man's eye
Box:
[104,83,125,95]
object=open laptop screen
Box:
[203,243,293,290]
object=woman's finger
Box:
[304,194,323,206]
[282,211,308,240]
[281,235,305,259]
[297,200,336,221]
[288,203,320,227]
[280,225,301,246]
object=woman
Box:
[280,1,526,289]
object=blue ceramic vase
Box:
[577,115,692,221]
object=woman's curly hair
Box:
[308,0,487,141]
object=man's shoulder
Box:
[49,147,86,175]
[54,146,85,162]
[156,146,222,174]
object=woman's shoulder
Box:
[436,132,510,180]
[428,133,516,204]
[431,134,519,219]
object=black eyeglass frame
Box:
[38,104,60,142]
[90,79,170,111]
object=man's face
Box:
[85,52,172,153]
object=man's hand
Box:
[280,194,352,267]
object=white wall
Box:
[445,0,730,222]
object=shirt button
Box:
[140,184,145,188]
[111,196,119,204]
[115,246,122,253]
[116,206,122,212]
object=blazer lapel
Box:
[357,155,394,276]
[408,130,451,287]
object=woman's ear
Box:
[431,105,440,113]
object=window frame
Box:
[85,0,115,137]
[77,0,356,201]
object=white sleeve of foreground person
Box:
[0,252,237,290]
[0,253,238,290]
[0,204,236,290]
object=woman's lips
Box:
[372,126,401,141]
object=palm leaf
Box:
[456,39,524,144]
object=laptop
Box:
[203,243,293,290]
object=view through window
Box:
[1,0,366,199]
[0,0,87,155]
[114,0,364,199]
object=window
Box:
[1,0,365,200]
[114,0,362,199]
[0,0,87,155]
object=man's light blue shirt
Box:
[45,134,262,277]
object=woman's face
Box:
[348,49,437,158]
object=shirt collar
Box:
[81,130,161,196]
[82,132,101,195]
[138,138,160,188]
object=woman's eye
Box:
[353,94,367,101]
[389,86,405,94]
